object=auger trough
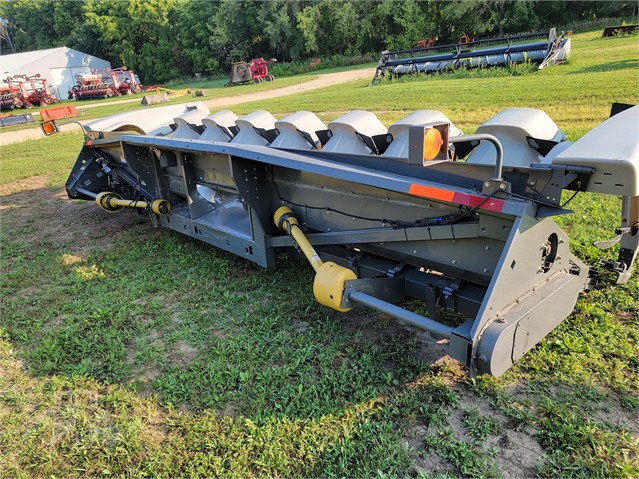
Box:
[54,102,638,377]
[371,28,571,84]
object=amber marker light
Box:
[423,127,444,161]
[40,120,59,136]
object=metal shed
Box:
[1,47,111,100]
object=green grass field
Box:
[0,30,637,478]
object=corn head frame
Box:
[56,102,638,377]
[371,29,571,84]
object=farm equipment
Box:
[372,29,571,83]
[108,66,144,95]
[0,112,34,127]
[68,71,121,100]
[0,74,58,110]
[226,58,276,86]
[0,81,26,110]
[54,101,638,377]
[602,24,638,37]
[40,105,78,122]
[415,38,436,49]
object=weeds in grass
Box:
[424,429,501,478]
[462,409,503,440]
[536,403,639,478]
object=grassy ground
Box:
[0,30,637,478]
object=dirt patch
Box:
[0,174,50,196]
[169,341,199,365]
[203,68,375,111]
[593,399,639,433]
[403,425,458,476]
[0,176,153,258]
[490,429,546,478]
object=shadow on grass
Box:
[0,185,458,476]
[0,184,450,420]
[568,58,638,74]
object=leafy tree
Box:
[258,0,306,61]
[0,0,57,51]
[296,2,320,55]
[441,0,540,39]
[374,0,437,51]
[0,17,17,53]
[208,0,264,66]
[82,0,179,82]
[297,0,373,56]
[174,0,221,75]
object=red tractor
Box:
[1,74,58,109]
[225,58,276,86]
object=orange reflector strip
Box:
[408,184,505,212]
[408,184,455,202]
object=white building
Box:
[1,47,111,100]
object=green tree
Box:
[0,18,17,53]
[296,0,374,56]
[374,0,437,50]
[258,0,305,61]
[208,0,265,67]
[174,0,221,75]
[82,0,179,82]
[441,0,540,39]
[0,0,57,51]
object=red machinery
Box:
[414,35,476,50]
[68,71,121,100]
[415,37,435,48]
[108,66,144,95]
[69,66,144,100]
[0,81,26,110]
[1,74,58,110]
[225,58,276,86]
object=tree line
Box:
[0,0,635,83]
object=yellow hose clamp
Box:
[95,192,124,213]
[313,262,357,312]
